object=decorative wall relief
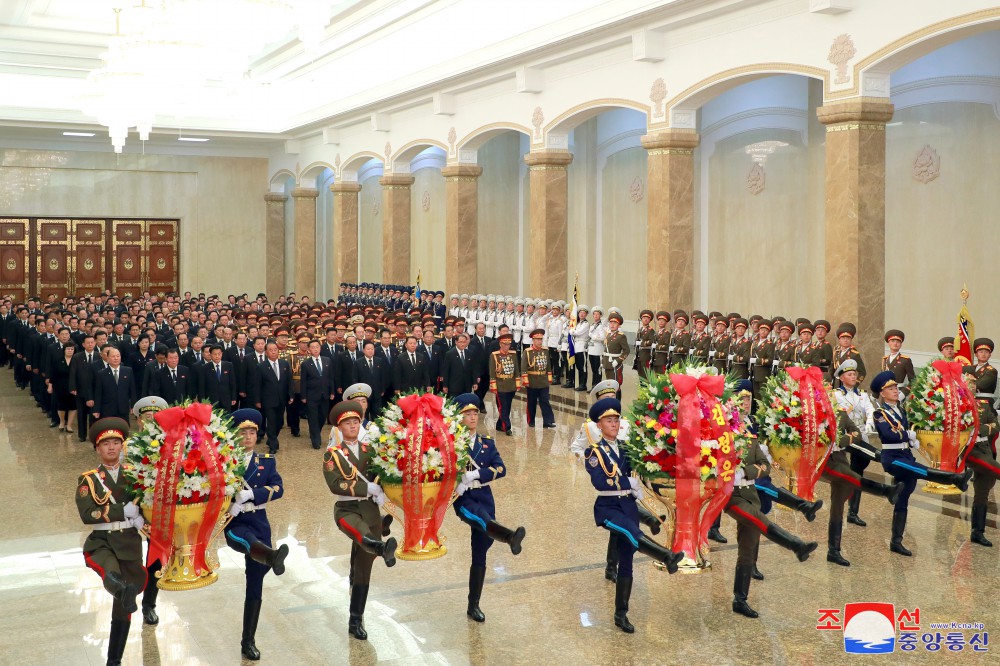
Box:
[912,145,940,184]
[447,126,457,153]
[649,78,667,120]
[828,34,856,85]
[629,176,644,203]
[422,191,431,212]
[531,106,544,140]
[384,142,392,164]
[746,163,766,196]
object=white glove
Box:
[123,503,139,519]
[455,481,470,497]
[130,514,145,530]
[237,489,255,504]
[627,477,641,491]
[372,492,386,507]
[462,470,480,484]
[228,502,242,517]
[367,482,384,498]
[630,484,645,501]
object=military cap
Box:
[974,338,994,353]
[795,317,810,327]
[364,323,378,332]
[591,305,603,313]
[589,397,622,422]
[514,297,525,306]
[692,312,708,325]
[296,333,311,342]
[89,417,130,448]
[551,301,563,310]
[274,326,290,336]
[232,408,263,431]
[709,311,723,319]
[497,332,514,343]
[330,400,364,425]
[937,337,955,352]
[655,310,670,322]
[884,329,905,343]
[870,370,897,394]
[834,359,858,378]
[132,395,167,417]
[734,318,749,329]
[757,319,773,332]
[727,312,741,321]
[639,309,654,319]
[487,295,496,303]
[814,320,831,333]
[536,300,547,309]
[778,321,795,333]
[577,304,589,312]
[450,294,459,300]
[343,383,372,401]
[749,314,763,324]
[674,311,690,324]
[453,392,482,413]
[608,312,624,324]
[836,322,857,338]
[736,379,753,397]
[530,328,546,338]
[590,380,619,400]
[797,322,814,335]
[460,293,469,300]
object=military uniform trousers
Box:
[548,348,562,382]
[454,487,498,567]
[225,511,275,600]
[588,354,602,390]
[494,391,514,433]
[525,387,555,426]
[593,496,641,578]
[880,448,929,512]
[968,449,1000,507]
[335,498,384,586]
[84,532,146,620]
[724,487,772,566]
[822,450,864,522]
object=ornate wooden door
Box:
[111,220,146,298]
[36,219,72,301]
[146,220,179,297]
[72,219,107,297]
[0,218,30,301]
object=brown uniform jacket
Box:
[76,464,142,561]
[670,329,692,364]
[832,346,866,387]
[652,327,672,368]
[522,347,553,388]
[489,350,520,392]
[601,331,630,374]
[751,338,774,383]
[881,353,915,390]
[811,339,834,378]
[323,440,382,530]
[710,334,730,373]
[729,336,751,380]
[634,326,655,370]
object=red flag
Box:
[955,286,973,366]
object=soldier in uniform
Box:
[634,310,655,379]
[750,320,773,402]
[792,322,816,365]
[881,330,915,395]
[729,318,751,380]
[709,318,730,375]
[833,360,885,528]
[938,337,956,361]
[965,338,998,424]
[451,393,526,621]
[323,401,397,640]
[77,417,145,666]
[964,371,1000,546]
[773,321,796,371]
[224,408,290,660]
[601,312,630,400]
[871,371,973,556]
[832,323,865,388]
[689,313,710,365]
[521,329,556,428]
[582,397,683,633]
[812,320,834,380]
[587,306,607,390]
[545,302,565,385]
[651,311,671,375]
[489,332,520,436]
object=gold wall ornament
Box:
[157,228,166,237]
[83,228,94,237]
[84,258,95,271]
[157,257,166,269]
[5,258,15,270]
[5,228,14,236]
[124,258,134,270]
[48,258,59,270]
[48,227,59,237]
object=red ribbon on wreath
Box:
[396,393,458,550]
[930,360,978,472]
[148,403,225,574]
[786,366,835,500]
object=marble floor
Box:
[1,369,997,666]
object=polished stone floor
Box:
[1,368,998,665]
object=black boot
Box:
[106,618,130,666]
[104,571,139,615]
[731,564,759,618]
[924,467,974,492]
[360,535,397,567]
[751,541,764,580]
[765,523,818,562]
[636,534,683,574]
[613,576,634,633]
[861,477,904,505]
[249,540,289,576]
[708,515,727,543]
[467,566,486,622]
[774,487,823,522]
[846,490,866,526]
[241,599,262,660]
[971,505,993,547]
[826,521,850,566]
[485,520,526,556]
[604,536,618,582]
[348,584,369,640]
[141,570,159,626]
[382,513,393,537]
[890,510,912,556]
[563,379,574,389]
[637,505,663,535]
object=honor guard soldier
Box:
[709,318,730,374]
[812,320,834,380]
[634,310,655,379]
[965,338,998,424]
[773,321,796,371]
[522,329,556,428]
[938,337,956,361]
[832,323,865,388]
[601,312,630,399]
[750,320,774,401]
[451,394,526,621]
[582,397,683,633]
[651,311,672,375]
[881,330,915,395]
[669,311,692,366]
[568,305,591,390]
[792,322,816,364]
[729,319,751,380]
[587,307,608,390]
[689,312,710,364]
[545,301,565,384]
[324,400,397,640]
[224,408,289,661]
[489,332,519,436]
[871,371,972,556]
[832,360,885,528]
[964,371,1000,546]
[77,417,145,666]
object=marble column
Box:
[524,150,573,299]
[291,187,319,298]
[379,174,415,286]
[641,130,699,313]
[442,164,483,298]
[817,98,894,367]
[263,192,287,298]
[331,182,361,294]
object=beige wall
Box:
[477,132,524,296]
[0,149,267,296]
[567,118,598,305]
[358,174,383,281]
[600,146,648,316]
[409,167,445,289]
[886,101,1000,353]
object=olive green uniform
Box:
[323,443,385,585]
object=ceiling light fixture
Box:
[177,137,210,142]
[63,131,97,137]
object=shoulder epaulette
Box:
[900,354,910,359]
[82,468,99,476]
[258,453,274,459]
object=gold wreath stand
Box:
[142,499,231,590]
[381,482,453,561]
[915,430,972,495]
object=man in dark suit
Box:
[150,349,194,404]
[336,335,363,404]
[197,344,237,412]
[375,329,397,406]
[468,324,491,411]
[441,333,477,397]
[141,348,167,398]
[69,334,101,442]
[301,340,335,449]
[241,337,269,408]
[177,334,197,368]
[354,340,387,419]
[253,342,292,453]
[417,329,441,389]
[93,347,137,421]
[394,336,432,394]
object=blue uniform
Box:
[584,440,640,577]
[225,452,284,600]
[875,401,925,511]
[453,434,506,566]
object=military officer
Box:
[522,329,556,428]
[773,321,796,371]
[729,318,751,380]
[881,330,915,395]
[669,311,692,367]
[601,312,630,400]
[545,302,565,384]
[489,332,520,436]
[651,311,672,375]
[938,337,956,361]
[792,322,816,365]
[750,319,774,402]
[871,371,973,556]
[709,318,730,374]
[323,401,397,640]
[451,393,526,621]
[689,312,710,365]
[964,371,1000,546]
[832,360,883,528]
[582,397,683,633]
[965,338,998,424]
[77,417,145,666]
[587,306,608,391]
[634,309,655,378]
[224,408,289,660]
[811,320,834,380]
[832,323,865,388]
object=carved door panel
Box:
[146,220,178,297]
[0,218,30,302]
[36,219,72,301]
[111,220,145,298]
[72,220,106,297]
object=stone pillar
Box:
[817,98,894,368]
[331,181,361,294]
[263,192,287,298]
[442,164,483,298]
[290,187,318,299]
[641,130,699,313]
[524,150,573,299]
[379,174,415,286]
